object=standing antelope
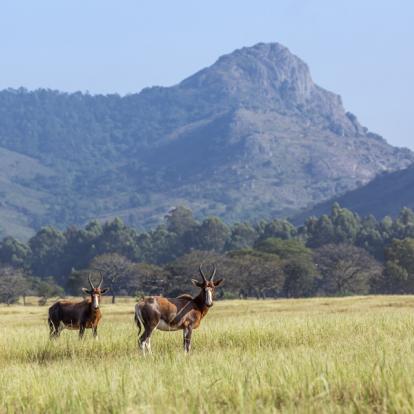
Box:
[135,264,223,353]
[48,273,108,339]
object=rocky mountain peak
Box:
[179,43,364,136]
[181,42,313,104]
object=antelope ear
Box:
[100,288,109,295]
[213,278,224,287]
[82,288,91,294]
[191,279,203,288]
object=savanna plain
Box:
[1,296,414,413]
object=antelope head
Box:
[82,272,109,309]
[192,264,224,307]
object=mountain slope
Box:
[0,42,412,238]
[292,165,414,222]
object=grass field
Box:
[2,296,414,413]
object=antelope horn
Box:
[199,264,207,282]
[88,273,94,289]
[210,265,216,282]
[97,270,104,288]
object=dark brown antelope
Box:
[48,273,108,339]
[135,264,223,353]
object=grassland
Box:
[1,296,414,413]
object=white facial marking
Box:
[93,294,99,309]
[205,288,213,306]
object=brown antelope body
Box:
[48,274,108,339]
[135,265,223,353]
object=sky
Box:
[1,1,413,149]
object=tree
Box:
[255,238,317,297]
[356,215,384,259]
[304,215,335,248]
[225,223,258,251]
[226,250,285,298]
[394,208,414,239]
[195,217,230,252]
[94,218,140,260]
[28,226,67,280]
[330,203,361,244]
[32,277,64,306]
[130,263,167,297]
[0,236,31,268]
[0,266,29,305]
[145,226,180,264]
[61,221,103,277]
[163,206,199,257]
[165,206,197,237]
[90,253,133,303]
[282,258,318,298]
[378,261,409,294]
[381,238,414,293]
[261,219,296,240]
[314,244,382,295]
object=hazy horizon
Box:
[1,1,413,149]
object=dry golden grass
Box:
[1,296,414,413]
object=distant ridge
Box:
[292,165,414,222]
[0,42,412,239]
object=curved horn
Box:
[88,273,94,289]
[210,265,216,282]
[199,264,207,282]
[97,270,104,288]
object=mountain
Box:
[292,164,414,222]
[0,42,412,239]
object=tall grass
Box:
[1,296,414,413]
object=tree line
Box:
[2,203,414,304]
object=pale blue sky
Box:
[1,1,413,148]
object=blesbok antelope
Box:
[48,273,108,339]
[135,264,223,353]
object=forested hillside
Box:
[0,42,412,239]
[3,204,414,304]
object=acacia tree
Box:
[90,253,133,303]
[226,250,285,299]
[282,258,318,298]
[314,244,382,295]
[130,263,167,297]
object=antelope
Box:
[134,264,223,353]
[48,273,108,339]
